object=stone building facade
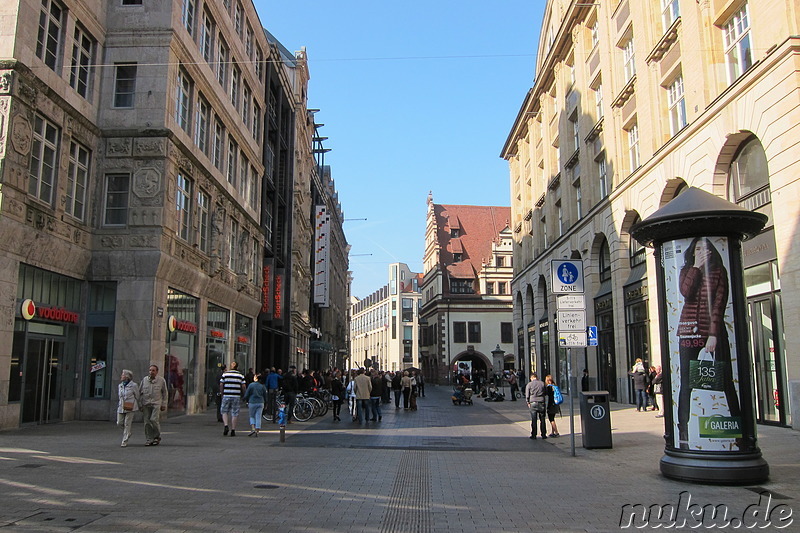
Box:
[0,0,273,428]
[418,194,514,385]
[502,0,799,427]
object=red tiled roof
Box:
[433,204,510,292]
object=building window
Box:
[252,237,260,280]
[627,122,640,171]
[69,25,95,98]
[176,172,193,241]
[255,46,264,80]
[200,10,215,63]
[662,0,680,30]
[622,35,636,83]
[667,75,687,135]
[113,63,137,108]
[37,0,63,71]
[402,298,413,322]
[242,84,251,125]
[630,233,646,268]
[217,39,229,86]
[245,23,254,58]
[249,164,258,208]
[727,137,770,208]
[594,83,603,120]
[176,68,192,132]
[229,218,239,271]
[195,96,209,154]
[599,239,611,283]
[453,322,466,343]
[239,154,249,199]
[591,20,599,48]
[230,64,240,109]
[198,188,210,253]
[598,155,608,199]
[227,138,238,186]
[450,228,460,237]
[122,0,142,4]
[498,282,507,295]
[574,178,583,219]
[496,256,504,267]
[452,252,463,262]
[486,282,494,295]
[556,201,563,236]
[28,114,60,205]
[66,141,89,220]
[213,119,225,170]
[468,322,481,343]
[103,174,129,226]
[501,322,513,344]
[182,0,195,36]
[541,216,548,248]
[723,3,752,83]
[234,2,243,37]
[450,279,474,294]
[252,104,261,142]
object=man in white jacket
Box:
[140,364,168,446]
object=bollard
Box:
[279,425,285,443]
[277,403,287,443]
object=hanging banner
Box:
[313,205,330,307]
[661,236,742,452]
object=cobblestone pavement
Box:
[0,385,798,532]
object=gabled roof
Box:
[433,204,511,288]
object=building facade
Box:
[418,194,514,385]
[350,263,422,372]
[502,0,799,427]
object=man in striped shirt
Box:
[219,361,246,436]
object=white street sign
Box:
[551,260,584,293]
[557,294,585,309]
[557,309,586,331]
[558,331,588,347]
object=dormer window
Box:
[453,253,463,262]
[450,228,460,237]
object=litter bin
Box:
[580,390,612,449]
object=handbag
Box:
[123,400,135,411]
[689,348,726,391]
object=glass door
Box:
[749,296,786,424]
[22,337,64,424]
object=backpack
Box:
[552,385,564,405]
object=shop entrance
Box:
[22,337,63,424]
[749,295,786,425]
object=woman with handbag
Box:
[676,237,741,449]
[117,369,140,447]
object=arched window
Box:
[599,239,611,283]
[629,216,646,268]
[727,137,770,210]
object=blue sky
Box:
[254,1,545,298]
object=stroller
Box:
[452,386,474,406]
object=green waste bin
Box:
[580,390,612,449]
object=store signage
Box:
[209,329,225,339]
[168,315,197,334]
[236,335,249,344]
[274,274,283,319]
[90,361,107,373]
[261,265,271,313]
[20,299,79,323]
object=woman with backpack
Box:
[544,375,561,437]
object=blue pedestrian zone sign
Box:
[551,260,584,293]
[587,326,598,346]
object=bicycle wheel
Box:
[293,400,313,422]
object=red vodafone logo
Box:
[21,299,36,320]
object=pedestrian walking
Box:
[264,367,283,423]
[417,372,425,397]
[647,365,659,412]
[219,361,246,436]
[401,371,412,410]
[544,375,560,437]
[215,364,226,422]
[628,358,649,412]
[353,368,372,424]
[243,373,268,436]
[506,370,519,401]
[652,366,664,418]
[117,369,140,447]
[331,371,345,421]
[346,370,358,421]
[525,372,548,439]
[369,369,383,421]
[139,364,168,446]
[391,371,402,409]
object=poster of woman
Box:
[661,236,742,451]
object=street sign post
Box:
[587,325,598,346]
[551,259,584,293]
[559,331,588,347]
[557,294,586,309]
[557,309,587,331]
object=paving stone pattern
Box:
[0,385,798,532]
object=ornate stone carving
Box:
[135,138,165,156]
[100,236,125,248]
[129,234,155,247]
[17,80,36,103]
[209,205,225,276]
[133,167,161,198]
[0,72,11,94]
[106,138,132,157]
[11,114,32,155]
[130,208,161,226]
[0,97,8,157]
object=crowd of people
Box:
[628,358,663,417]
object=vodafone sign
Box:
[20,299,80,323]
